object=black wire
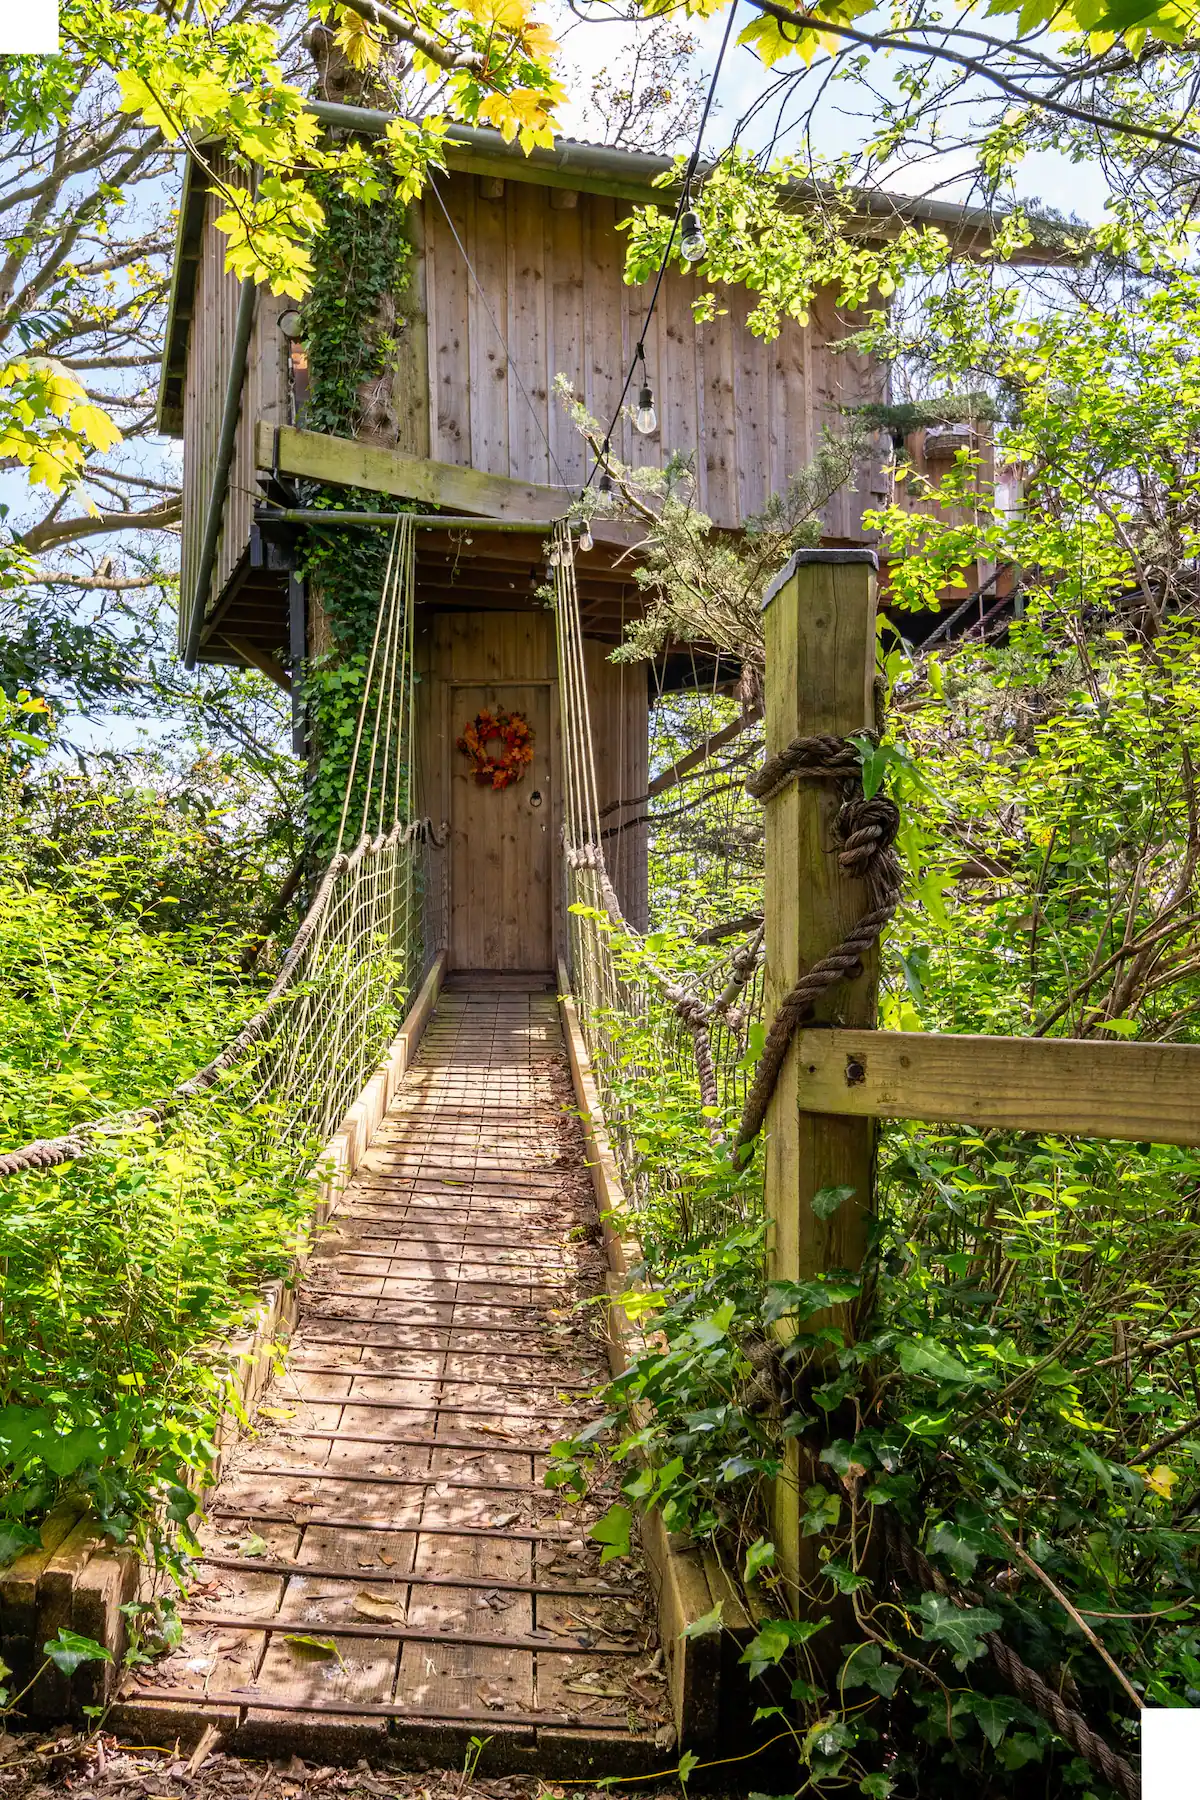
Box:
[583,0,741,494]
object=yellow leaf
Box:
[1142,1464,1178,1499]
[331,11,383,69]
[69,402,122,453]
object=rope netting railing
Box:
[555,528,1143,1798]
[552,521,766,1236]
[0,515,439,1185]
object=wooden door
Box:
[449,683,554,972]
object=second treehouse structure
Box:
[161,110,1014,974]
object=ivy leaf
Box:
[677,1752,700,1785]
[916,1594,1001,1669]
[689,1299,737,1347]
[682,1602,724,1639]
[43,1628,112,1676]
[740,1616,829,1681]
[958,1691,1020,1748]
[812,1185,855,1220]
[744,1537,776,1585]
[590,1503,632,1565]
[802,1484,841,1536]
[823,1557,872,1594]
[928,1521,979,1580]
[0,1523,39,1569]
[841,1641,902,1697]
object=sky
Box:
[552,3,1113,225]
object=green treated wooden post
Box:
[760,547,880,1592]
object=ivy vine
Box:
[294,158,416,854]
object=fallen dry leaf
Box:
[352,1591,407,1624]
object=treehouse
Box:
[160,113,1028,972]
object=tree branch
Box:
[328,0,485,73]
[744,0,1200,158]
[19,498,182,553]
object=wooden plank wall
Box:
[415,612,649,966]
[180,158,289,642]
[423,173,891,538]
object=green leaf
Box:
[740,1616,829,1681]
[284,1633,344,1665]
[682,1601,724,1639]
[959,1691,1020,1748]
[0,1523,39,1569]
[823,1556,872,1594]
[43,1628,112,1676]
[590,1503,632,1565]
[688,1300,737,1347]
[677,1751,700,1785]
[812,1184,855,1220]
[916,1594,1002,1669]
[841,1640,902,1697]
[897,1337,976,1385]
[744,1537,776,1585]
[928,1522,979,1580]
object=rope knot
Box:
[747,732,866,805]
[667,988,711,1030]
[836,793,901,879]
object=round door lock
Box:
[529,789,543,808]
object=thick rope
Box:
[734,739,902,1158]
[747,732,863,805]
[880,1513,1139,1800]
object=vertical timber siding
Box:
[179,158,289,647]
[424,172,891,537]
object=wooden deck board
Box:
[116,989,667,1765]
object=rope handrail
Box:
[553,521,766,1227]
[2,517,444,1184]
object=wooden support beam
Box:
[256,422,564,523]
[761,547,879,1595]
[222,634,293,694]
[793,1027,1200,1147]
[646,706,762,800]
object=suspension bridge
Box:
[1,532,1179,1797]
[0,520,773,1772]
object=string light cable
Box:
[584,0,740,497]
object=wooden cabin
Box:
[159,116,1024,971]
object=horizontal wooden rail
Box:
[794,1027,1200,1146]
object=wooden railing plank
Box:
[794,1027,1200,1145]
[256,421,563,522]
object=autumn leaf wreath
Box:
[456,708,535,789]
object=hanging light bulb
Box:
[578,520,594,553]
[679,210,707,263]
[634,382,657,436]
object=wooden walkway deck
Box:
[114,987,671,1773]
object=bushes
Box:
[0,696,313,1556]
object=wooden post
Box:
[760,547,879,1590]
